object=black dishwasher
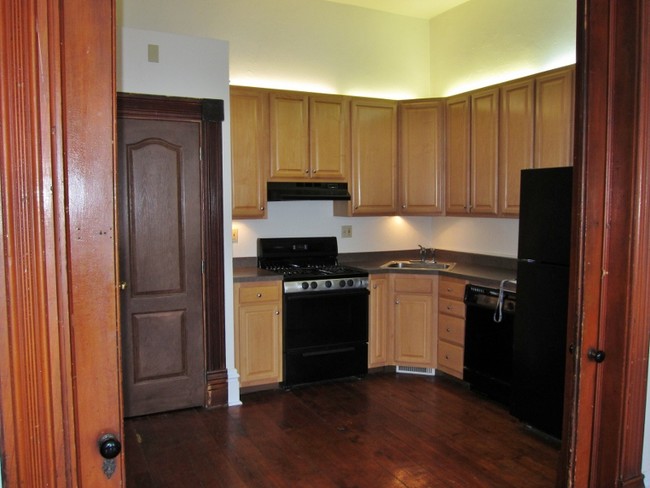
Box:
[463,284,516,406]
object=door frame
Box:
[117,93,228,408]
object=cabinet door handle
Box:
[275,310,280,315]
[257,293,262,298]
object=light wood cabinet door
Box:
[230,87,269,218]
[368,274,391,368]
[235,282,283,388]
[269,91,310,180]
[398,100,445,215]
[392,275,437,367]
[445,94,471,214]
[309,94,349,180]
[534,66,575,168]
[499,79,535,216]
[470,87,499,215]
[339,98,397,216]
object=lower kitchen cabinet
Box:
[437,276,467,379]
[392,274,438,368]
[234,281,283,388]
[368,274,391,368]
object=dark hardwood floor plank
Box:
[125,373,559,487]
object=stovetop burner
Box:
[257,236,369,293]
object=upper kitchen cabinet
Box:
[269,91,349,181]
[231,86,269,219]
[398,100,445,215]
[534,66,575,168]
[499,79,535,216]
[446,88,499,216]
[335,98,398,216]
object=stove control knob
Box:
[339,280,346,288]
[310,281,318,289]
[325,280,332,288]
[347,279,354,287]
[301,282,309,290]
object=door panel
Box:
[118,119,204,417]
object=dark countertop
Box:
[234,249,518,291]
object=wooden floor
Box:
[124,373,560,487]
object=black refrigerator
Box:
[510,166,573,439]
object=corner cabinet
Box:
[368,274,391,368]
[437,276,467,379]
[230,87,269,219]
[392,274,438,368]
[398,100,445,215]
[234,281,283,388]
[335,98,397,216]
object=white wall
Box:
[117,27,240,405]
[430,0,577,96]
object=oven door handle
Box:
[302,347,356,357]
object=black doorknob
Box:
[98,434,122,459]
[587,348,606,363]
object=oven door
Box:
[283,287,369,386]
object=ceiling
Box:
[321,0,471,19]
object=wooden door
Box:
[344,98,398,215]
[534,66,575,168]
[309,94,350,180]
[499,79,535,216]
[118,118,205,417]
[470,87,499,215]
[398,100,445,215]
[368,274,391,367]
[231,86,269,219]
[269,91,310,180]
[445,94,471,214]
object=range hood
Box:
[267,182,351,201]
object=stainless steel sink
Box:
[380,260,455,271]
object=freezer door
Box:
[518,167,573,265]
[510,260,569,439]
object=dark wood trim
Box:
[560,0,650,486]
[116,93,228,409]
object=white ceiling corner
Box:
[320,0,471,19]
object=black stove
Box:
[258,237,368,293]
[257,236,369,387]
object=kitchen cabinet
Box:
[392,274,438,367]
[234,281,283,388]
[437,276,467,379]
[534,66,575,168]
[269,91,349,181]
[446,88,499,216]
[230,86,269,219]
[398,99,445,215]
[368,274,391,368]
[335,98,398,216]
[499,79,535,216]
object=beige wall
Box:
[430,0,576,96]
[118,0,431,99]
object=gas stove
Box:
[257,237,369,293]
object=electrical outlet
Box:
[232,227,239,243]
[341,225,352,238]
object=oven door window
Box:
[284,289,369,351]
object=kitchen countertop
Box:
[234,249,518,291]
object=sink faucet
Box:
[418,245,436,262]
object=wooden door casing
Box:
[118,118,205,417]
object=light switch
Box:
[147,44,159,63]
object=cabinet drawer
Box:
[439,297,466,319]
[439,277,466,300]
[439,314,465,345]
[393,275,435,294]
[238,283,282,303]
[438,341,464,376]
